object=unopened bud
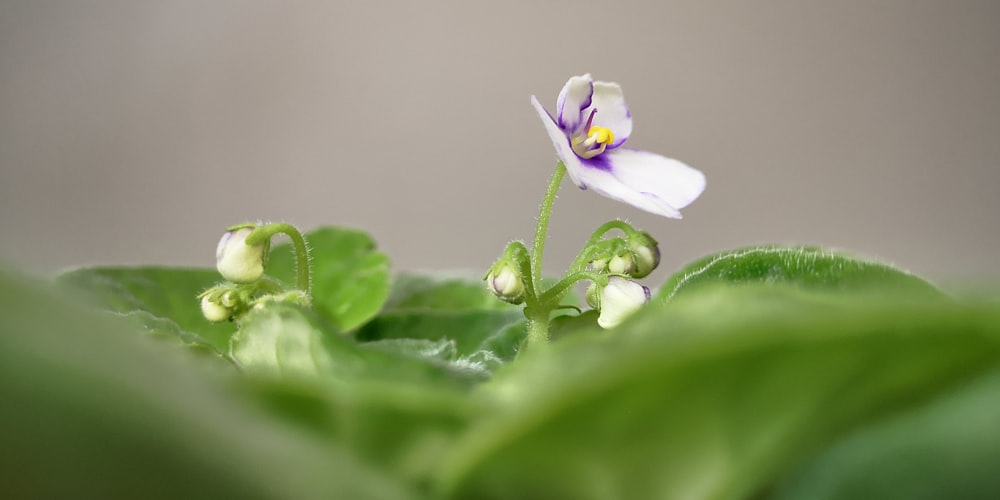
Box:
[585,282,600,308]
[597,276,650,328]
[486,261,525,304]
[628,232,660,279]
[608,253,635,275]
[200,295,233,322]
[589,258,608,272]
[216,226,266,283]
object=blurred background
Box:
[1,0,998,289]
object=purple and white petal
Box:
[571,158,685,218]
[602,148,705,217]
[588,81,632,148]
[530,95,589,189]
[556,74,594,133]
[567,149,705,218]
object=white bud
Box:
[219,291,238,308]
[589,258,608,272]
[200,295,232,322]
[608,253,635,275]
[216,227,265,283]
[597,276,650,329]
[486,262,525,304]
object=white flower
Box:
[531,74,706,218]
[597,276,651,328]
[216,226,265,283]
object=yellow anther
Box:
[588,126,615,146]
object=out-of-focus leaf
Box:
[549,310,600,341]
[657,246,941,301]
[767,367,1000,500]
[230,303,478,490]
[267,226,391,332]
[0,271,414,500]
[230,303,488,387]
[439,285,1000,499]
[56,266,234,351]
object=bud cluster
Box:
[588,230,660,280]
[582,224,661,328]
[199,222,311,323]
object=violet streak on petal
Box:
[556,74,594,133]
[589,81,632,148]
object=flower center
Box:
[570,109,615,159]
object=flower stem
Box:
[520,162,568,351]
[524,310,550,351]
[539,270,604,305]
[245,223,311,295]
[530,162,567,296]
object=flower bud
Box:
[607,253,635,275]
[589,258,608,272]
[200,295,233,322]
[486,261,525,304]
[216,226,266,283]
[585,282,600,309]
[628,232,660,279]
[597,276,650,328]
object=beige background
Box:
[1,1,998,288]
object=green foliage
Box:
[266,227,391,332]
[27,237,1000,498]
[0,271,415,499]
[357,273,527,362]
[439,287,1000,499]
[56,266,233,351]
[658,245,941,301]
[769,368,1000,500]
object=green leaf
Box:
[0,271,415,499]
[56,266,234,351]
[384,273,519,312]
[230,303,478,489]
[767,367,1000,500]
[230,302,486,388]
[549,310,600,341]
[267,226,391,332]
[356,308,525,359]
[657,246,942,302]
[356,273,531,364]
[438,285,1000,499]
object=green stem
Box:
[501,240,538,304]
[538,271,604,305]
[521,162,567,349]
[564,220,636,275]
[245,223,312,295]
[524,310,550,351]
[586,220,635,245]
[530,162,567,296]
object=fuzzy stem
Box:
[245,223,311,295]
[530,162,567,297]
[538,271,604,305]
[521,162,568,350]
